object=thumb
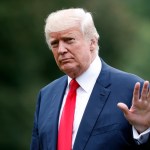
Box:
[117,102,129,116]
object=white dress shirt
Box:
[58,55,150,148]
[59,55,101,148]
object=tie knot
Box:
[69,79,79,91]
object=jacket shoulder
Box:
[40,75,68,93]
[102,59,144,82]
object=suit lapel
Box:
[46,77,68,150]
[73,60,111,150]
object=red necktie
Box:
[58,79,79,150]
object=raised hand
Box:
[117,81,150,133]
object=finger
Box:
[147,83,150,102]
[147,86,150,102]
[117,102,129,116]
[132,82,140,103]
[141,81,149,101]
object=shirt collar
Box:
[68,55,102,92]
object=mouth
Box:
[60,58,73,64]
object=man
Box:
[31,8,150,150]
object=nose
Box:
[58,41,67,54]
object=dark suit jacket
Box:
[31,59,150,150]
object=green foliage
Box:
[0,0,150,149]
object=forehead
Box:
[49,27,83,41]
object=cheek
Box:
[52,52,59,63]
[79,47,91,59]
[75,52,91,66]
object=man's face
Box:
[49,26,96,78]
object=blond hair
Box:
[45,8,99,50]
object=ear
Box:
[90,38,97,51]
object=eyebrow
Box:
[50,40,59,45]
[51,36,74,44]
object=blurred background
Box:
[0,0,150,149]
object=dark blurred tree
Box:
[125,0,150,20]
[122,0,150,80]
[0,0,150,149]
[84,0,136,67]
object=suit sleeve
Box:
[138,136,150,150]
[30,92,41,150]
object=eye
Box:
[65,38,75,44]
[50,40,59,48]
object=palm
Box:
[118,81,150,133]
